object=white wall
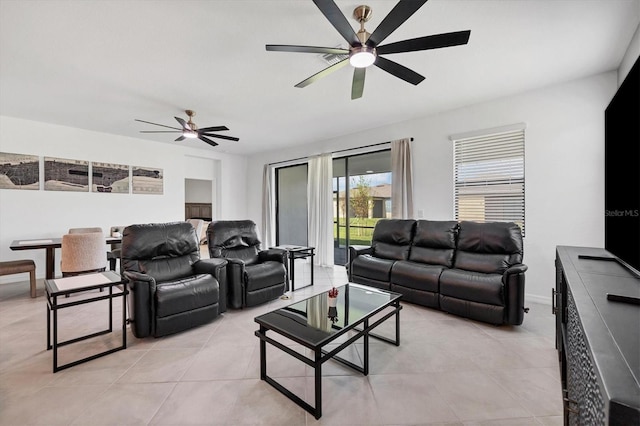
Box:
[619,22,640,85]
[245,71,618,303]
[185,179,213,204]
[0,116,247,280]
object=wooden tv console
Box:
[554,246,640,425]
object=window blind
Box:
[453,128,525,235]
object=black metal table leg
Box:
[260,326,267,379]
[52,295,58,373]
[314,348,322,419]
[363,318,369,376]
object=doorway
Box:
[185,178,213,220]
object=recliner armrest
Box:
[259,248,287,264]
[124,270,155,285]
[504,264,528,275]
[123,270,157,338]
[502,263,528,325]
[194,258,229,312]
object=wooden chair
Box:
[0,260,37,298]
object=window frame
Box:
[451,124,526,235]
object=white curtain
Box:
[307,153,334,267]
[391,138,414,218]
[261,164,275,248]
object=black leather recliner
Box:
[206,220,287,308]
[121,221,228,338]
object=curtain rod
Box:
[268,137,413,166]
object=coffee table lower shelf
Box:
[254,283,402,419]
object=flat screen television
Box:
[604,54,640,278]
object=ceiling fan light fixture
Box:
[183,130,198,139]
[349,46,376,68]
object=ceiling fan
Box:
[135,110,239,147]
[266,0,471,100]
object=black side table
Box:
[45,270,127,373]
[271,245,315,291]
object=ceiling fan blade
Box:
[175,116,189,130]
[198,135,219,147]
[351,67,365,100]
[175,135,186,142]
[201,133,239,142]
[139,130,181,133]
[375,56,425,85]
[266,45,349,55]
[295,58,349,88]
[198,126,229,132]
[312,0,360,47]
[134,119,181,131]
[377,30,471,55]
[366,0,428,47]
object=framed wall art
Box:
[0,152,39,190]
[91,162,129,193]
[44,157,89,192]
[132,166,163,194]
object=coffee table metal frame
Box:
[45,270,128,373]
[254,283,402,419]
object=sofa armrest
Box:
[347,245,374,280]
[503,263,528,325]
[123,270,156,338]
[259,248,287,264]
[194,258,229,313]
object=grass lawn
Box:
[334,218,381,246]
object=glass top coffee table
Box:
[254,283,402,419]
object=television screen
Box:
[604,55,640,276]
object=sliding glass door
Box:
[275,164,308,246]
[333,150,391,265]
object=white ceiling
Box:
[1,0,638,156]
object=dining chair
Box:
[60,232,107,277]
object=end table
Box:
[45,270,127,373]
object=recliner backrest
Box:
[409,220,458,267]
[207,220,261,265]
[371,219,416,260]
[453,221,523,274]
[121,222,200,282]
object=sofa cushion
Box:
[371,219,416,260]
[454,221,523,273]
[439,268,503,306]
[409,220,458,267]
[352,254,395,282]
[390,260,442,292]
[155,274,219,318]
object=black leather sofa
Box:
[121,222,228,338]
[348,219,528,325]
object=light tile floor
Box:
[0,263,563,425]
